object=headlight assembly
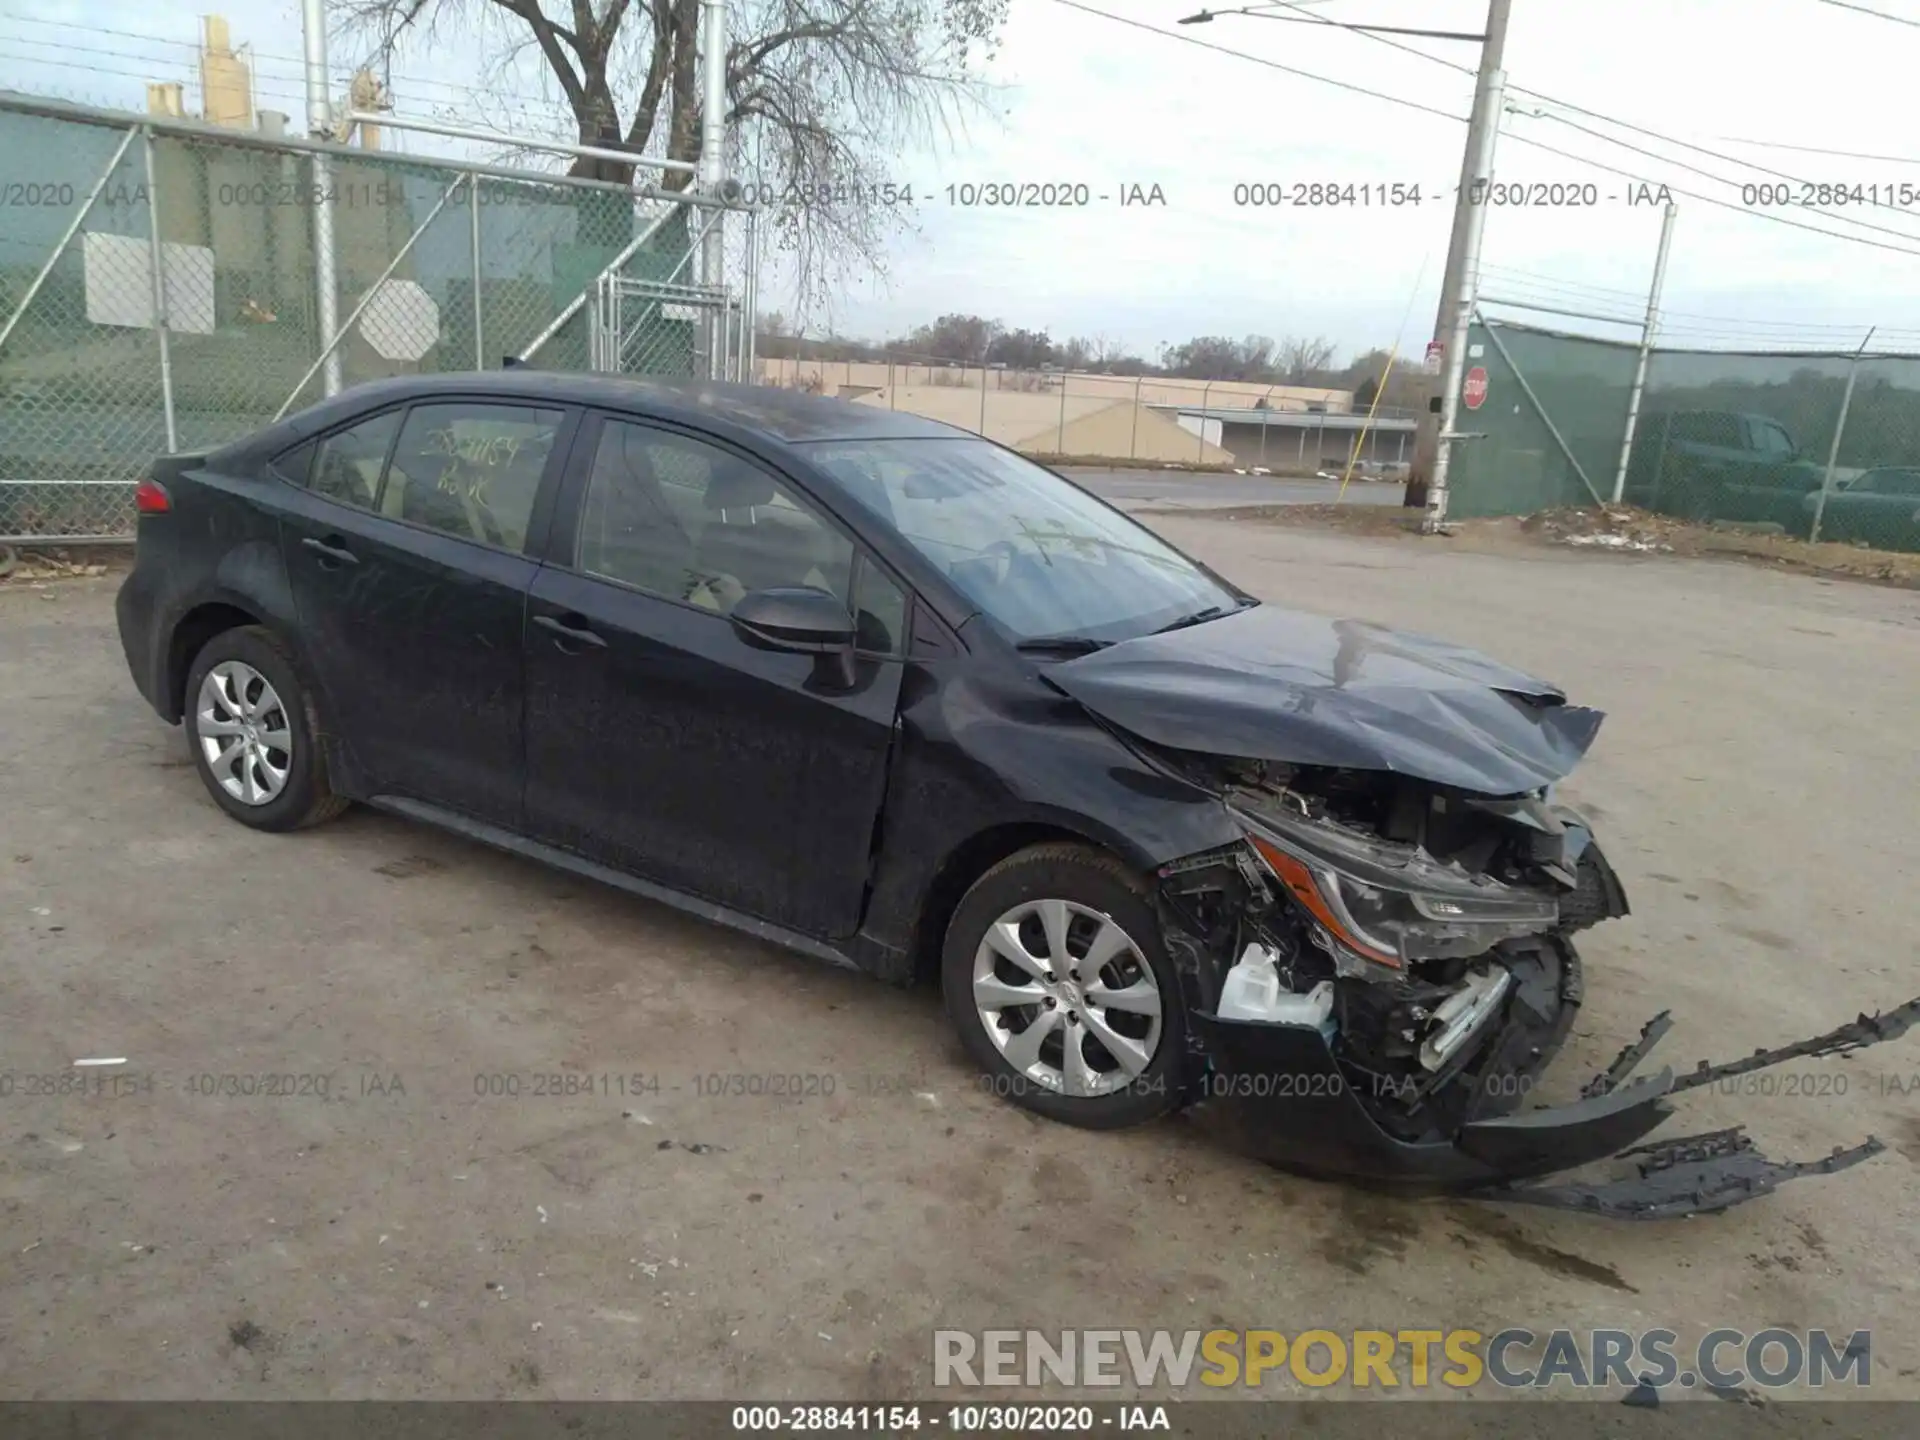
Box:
[1235,802,1560,970]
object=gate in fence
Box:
[0,90,756,544]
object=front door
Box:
[522,414,909,938]
[276,398,574,827]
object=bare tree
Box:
[1277,335,1338,383]
[339,0,1010,310]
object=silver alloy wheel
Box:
[195,660,293,806]
[971,898,1164,1097]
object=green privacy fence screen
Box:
[0,91,738,542]
[1447,316,1920,554]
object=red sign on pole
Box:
[1423,340,1445,375]
[1463,365,1489,410]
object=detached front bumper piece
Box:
[1191,993,1920,1219]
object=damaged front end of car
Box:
[1144,756,1918,1220]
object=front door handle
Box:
[301,535,360,567]
[533,613,607,650]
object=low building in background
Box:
[851,385,1238,464]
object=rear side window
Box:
[382,402,565,553]
[312,410,402,509]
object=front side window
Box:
[576,420,856,618]
[799,437,1240,646]
[381,402,564,552]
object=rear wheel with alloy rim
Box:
[942,843,1185,1129]
[182,625,347,832]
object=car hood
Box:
[1044,603,1604,796]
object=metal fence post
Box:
[140,126,179,452]
[1199,383,1212,463]
[1612,199,1676,503]
[302,0,343,396]
[1057,374,1068,453]
[1809,328,1875,545]
[1130,376,1142,459]
[471,174,485,369]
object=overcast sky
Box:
[8,0,1920,362]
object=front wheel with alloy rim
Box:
[182,625,347,832]
[941,842,1186,1130]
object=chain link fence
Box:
[752,354,1417,477]
[1448,315,1920,554]
[0,91,750,543]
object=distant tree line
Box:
[755,310,1425,406]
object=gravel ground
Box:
[1,513,1916,1403]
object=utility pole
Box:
[1612,199,1676,504]
[1404,0,1511,510]
[301,0,343,398]
[1421,68,1504,532]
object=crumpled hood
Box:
[1044,603,1604,796]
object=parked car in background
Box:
[1802,465,1920,551]
[1624,409,1826,528]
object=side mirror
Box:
[730,586,856,655]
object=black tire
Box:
[182,625,347,832]
[941,842,1185,1130]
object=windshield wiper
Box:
[1015,635,1112,656]
[1150,601,1244,636]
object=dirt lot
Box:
[2,514,1918,1403]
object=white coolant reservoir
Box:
[1216,944,1336,1027]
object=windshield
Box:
[799,437,1242,645]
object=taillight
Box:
[133,478,171,514]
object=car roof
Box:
[274,371,966,446]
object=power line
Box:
[1477,262,1920,332]
[1715,135,1917,164]
[1050,0,1920,262]
[1174,0,1920,247]
[1518,112,1920,250]
[1043,0,1468,124]
[0,16,580,117]
[1503,126,1920,259]
[1817,0,1920,27]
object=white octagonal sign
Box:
[359,279,440,361]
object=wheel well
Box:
[909,822,1104,987]
[166,602,261,721]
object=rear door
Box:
[522,412,909,938]
[276,398,577,827]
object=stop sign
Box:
[1463,365,1489,410]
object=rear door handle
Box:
[533,613,607,650]
[301,535,359,567]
